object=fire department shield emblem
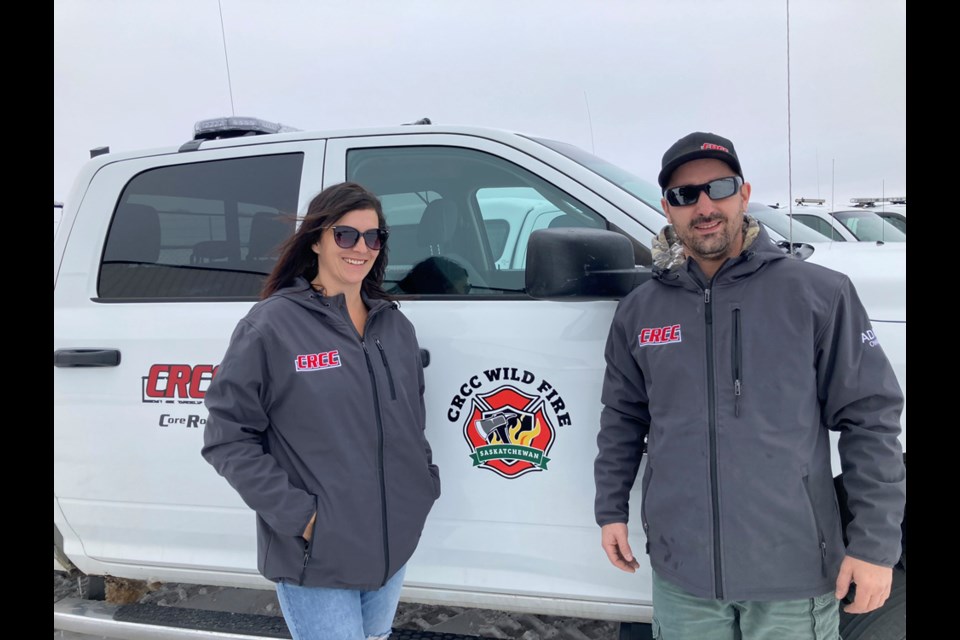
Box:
[462,385,556,479]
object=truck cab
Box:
[54,118,906,636]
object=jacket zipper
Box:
[361,340,391,587]
[375,338,398,401]
[704,287,724,599]
[802,476,829,577]
[304,295,393,585]
[732,308,742,418]
[300,544,309,583]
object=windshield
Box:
[831,210,906,242]
[524,137,897,247]
[527,136,665,211]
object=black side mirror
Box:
[525,228,651,299]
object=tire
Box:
[837,565,905,640]
[76,573,106,600]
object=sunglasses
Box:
[664,176,743,207]
[325,226,389,250]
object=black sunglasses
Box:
[664,176,743,207]
[325,226,389,250]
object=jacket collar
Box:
[652,215,786,287]
[276,277,395,315]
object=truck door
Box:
[54,141,323,583]
[323,134,662,614]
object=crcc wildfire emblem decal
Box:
[463,385,555,479]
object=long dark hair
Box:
[261,182,391,300]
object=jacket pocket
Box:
[802,475,828,578]
[375,338,397,401]
[299,497,320,583]
[731,306,743,417]
[640,464,654,554]
[427,462,441,499]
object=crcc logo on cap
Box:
[701,142,730,152]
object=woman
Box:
[201,182,441,640]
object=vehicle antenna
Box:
[218,0,236,116]
[881,179,886,241]
[831,158,835,213]
[785,0,795,251]
[583,91,596,154]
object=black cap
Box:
[658,132,743,189]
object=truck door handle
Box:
[420,349,430,368]
[54,349,122,368]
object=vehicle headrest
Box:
[417,199,458,250]
[247,211,292,260]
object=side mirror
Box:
[775,241,815,260]
[525,228,651,299]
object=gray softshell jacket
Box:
[594,218,905,601]
[202,277,441,590]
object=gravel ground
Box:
[54,570,624,639]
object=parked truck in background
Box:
[54,118,905,639]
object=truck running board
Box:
[53,597,483,639]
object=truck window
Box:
[347,146,607,297]
[792,214,846,240]
[98,154,303,300]
[475,186,604,270]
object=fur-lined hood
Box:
[651,214,763,271]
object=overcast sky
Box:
[54,0,905,211]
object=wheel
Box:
[76,573,106,600]
[837,565,905,640]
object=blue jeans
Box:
[275,564,406,640]
[651,571,840,640]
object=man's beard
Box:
[676,214,738,261]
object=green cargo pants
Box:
[651,571,840,640]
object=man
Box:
[593,132,905,639]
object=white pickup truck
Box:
[54,117,905,640]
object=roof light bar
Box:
[850,196,906,206]
[193,116,301,141]
[795,197,825,205]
